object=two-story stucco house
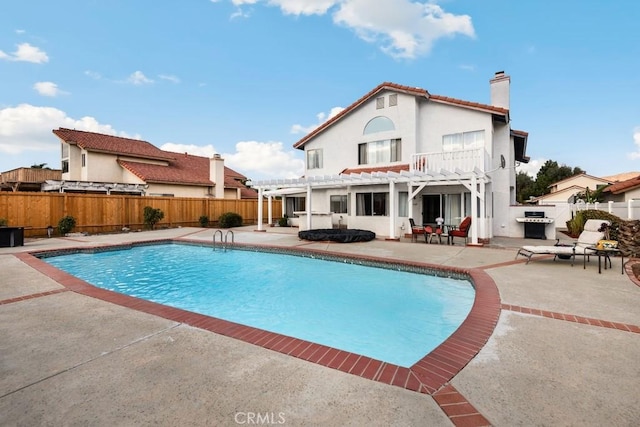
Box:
[250,71,530,243]
[45,128,256,199]
[530,173,612,204]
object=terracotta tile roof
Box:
[53,128,175,161]
[293,82,510,149]
[429,95,509,115]
[118,153,213,186]
[341,164,410,175]
[603,174,640,194]
[601,171,640,182]
[239,187,258,199]
[510,129,529,137]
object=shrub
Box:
[143,206,164,230]
[565,209,621,240]
[0,218,7,227]
[278,215,289,227]
[218,212,243,228]
[58,216,76,235]
[199,215,209,227]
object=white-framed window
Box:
[330,195,348,214]
[398,191,408,217]
[356,192,388,216]
[442,130,485,152]
[389,94,398,106]
[358,139,401,165]
[307,149,323,169]
[376,96,384,109]
[61,143,69,173]
[81,153,86,167]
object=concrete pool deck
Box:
[1,227,638,426]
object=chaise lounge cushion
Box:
[517,219,610,265]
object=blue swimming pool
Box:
[44,244,475,367]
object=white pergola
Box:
[248,168,491,244]
[42,180,147,195]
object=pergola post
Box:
[257,187,264,231]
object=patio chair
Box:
[448,217,471,245]
[425,225,446,244]
[408,218,424,243]
[516,219,610,267]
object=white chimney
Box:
[209,154,225,199]
[490,71,510,110]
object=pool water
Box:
[44,244,475,367]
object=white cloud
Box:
[333,1,475,59]
[33,81,67,97]
[85,70,102,80]
[161,140,304,180]
[158,74,181,84]
[225,1,475,59]
[268,0,335,15]
[224,140,305,179]
[0,104,135,156]
[628,127,640,160]
[291,106,345,134]
[0,42,49,63]
[516,158,546,178]
[127,71,154,85]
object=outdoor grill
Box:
[516,211,553,239]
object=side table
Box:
[587,247,623,274]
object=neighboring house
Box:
[45,128,256,199]
[602,174,640,202]
[1,167,62,192]
[250,71,530,243]
[531,173,612,204]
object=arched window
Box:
[363,116,395,135]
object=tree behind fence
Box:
[0,192,279,237]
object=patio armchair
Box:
[448,217,471,245]
[408,218,425,243]
[516,219,610,267]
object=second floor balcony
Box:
[411,148,489,174]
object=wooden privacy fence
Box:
[0,192,280,237]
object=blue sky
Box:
[1,0,638,181]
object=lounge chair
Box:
[408,218,424,243]
[516,219,610,267]
[448,217,471,245]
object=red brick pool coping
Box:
[13,240,500,426]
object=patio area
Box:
[1,226,638,426]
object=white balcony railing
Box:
[410,148,488,173]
